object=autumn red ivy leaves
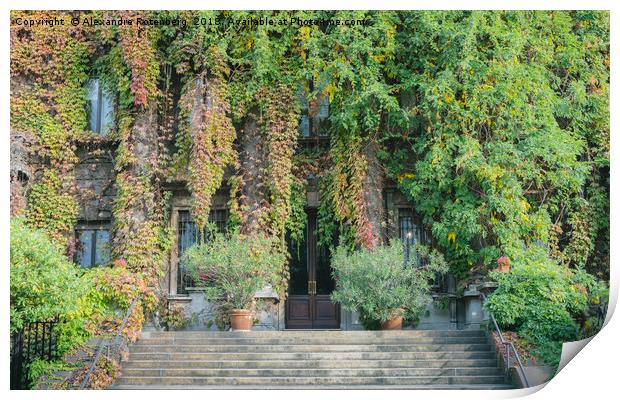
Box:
[184,54,237,230]
[11,10,168,388]
[10,10,93,244]
[259,84,301,240]
[12,9,610,294]
[118,10,160,107]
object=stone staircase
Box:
[112,330,513,389]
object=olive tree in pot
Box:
[182,232,285,331]
[331,241,448,330]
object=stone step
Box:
[115,329,511,389]
[128,344,492,353]
[114,375,507,386]
[135,336,488,346]
[121,367,503,378]
[112,383,515,390]
[128,350,497,361]
[122,358,499,369]
[142,330,486,339]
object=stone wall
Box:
[171,291,283,331]
[75,150,116,222]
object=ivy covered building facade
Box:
[11,10,609,337]
[13,72,455,331]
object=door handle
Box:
[308,280,316,295]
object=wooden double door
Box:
[285,209,340,329]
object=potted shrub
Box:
[182,232,285,331]
[331,241,448,330]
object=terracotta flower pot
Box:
[229,309,253,331]
[381,316,403,330]
[381,309,404,330]
[496,256,510,273]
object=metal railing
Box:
[10,319,61,389]
[79,296,141,390]
[480,293,530,388]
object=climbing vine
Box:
[11,9,609,289]
[118,10,160,108]
[259,83,301,240]
[10,10,94,244]
[385,11,609,277]
[183,53,237,229]
[111,13,171,282]
[319,134,371,250]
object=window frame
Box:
[86,78,115,135]
[298,80,331,139]
[175,208,229,294]
[398,208,428,246]
[74,222,111,268]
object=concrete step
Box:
[142,330,487,339]
[112,383,515,390]
[134,336,488,345]
[122,358,499,369]
[115,329,511,389]
[121,367,503,378]
[128,343,492,353]
[128,350,497,361]
[114,375,507,386]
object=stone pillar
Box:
[447,274,458,329]
[362,140,386,248]
[463,284,484,330]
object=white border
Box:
[2,2,617,400]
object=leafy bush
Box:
[330,241,449,324]
[158,300,194,331]
[52,260,158,355]
[27,359,69,388]
[485,245,607,365]
[10,218,86,333]
[182,232,286,311]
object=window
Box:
[398,208,427,246]
[398,208,429,268]
[75,226,110,268]
[86,78,115,135]
[177,209,229,293]
[298,80,330,138]
[398,208,443,288]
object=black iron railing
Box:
[10,319,61,390]
[480,293,530,388]
[79,296,141,390]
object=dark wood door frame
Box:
[285,209,340,329]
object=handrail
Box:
[79,296,141,390]
[480,293,530,388]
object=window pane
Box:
[299,115,310,137]
[177,210,230,292]
[100,88,115,135]
[95,230,110,266]
[399,216,415,247]
[76,230,94,267]
[86,79,100,133]
[209,209,228,233]
[318,95,329,119]
[177,211,196,293]
[287,230,308,295]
